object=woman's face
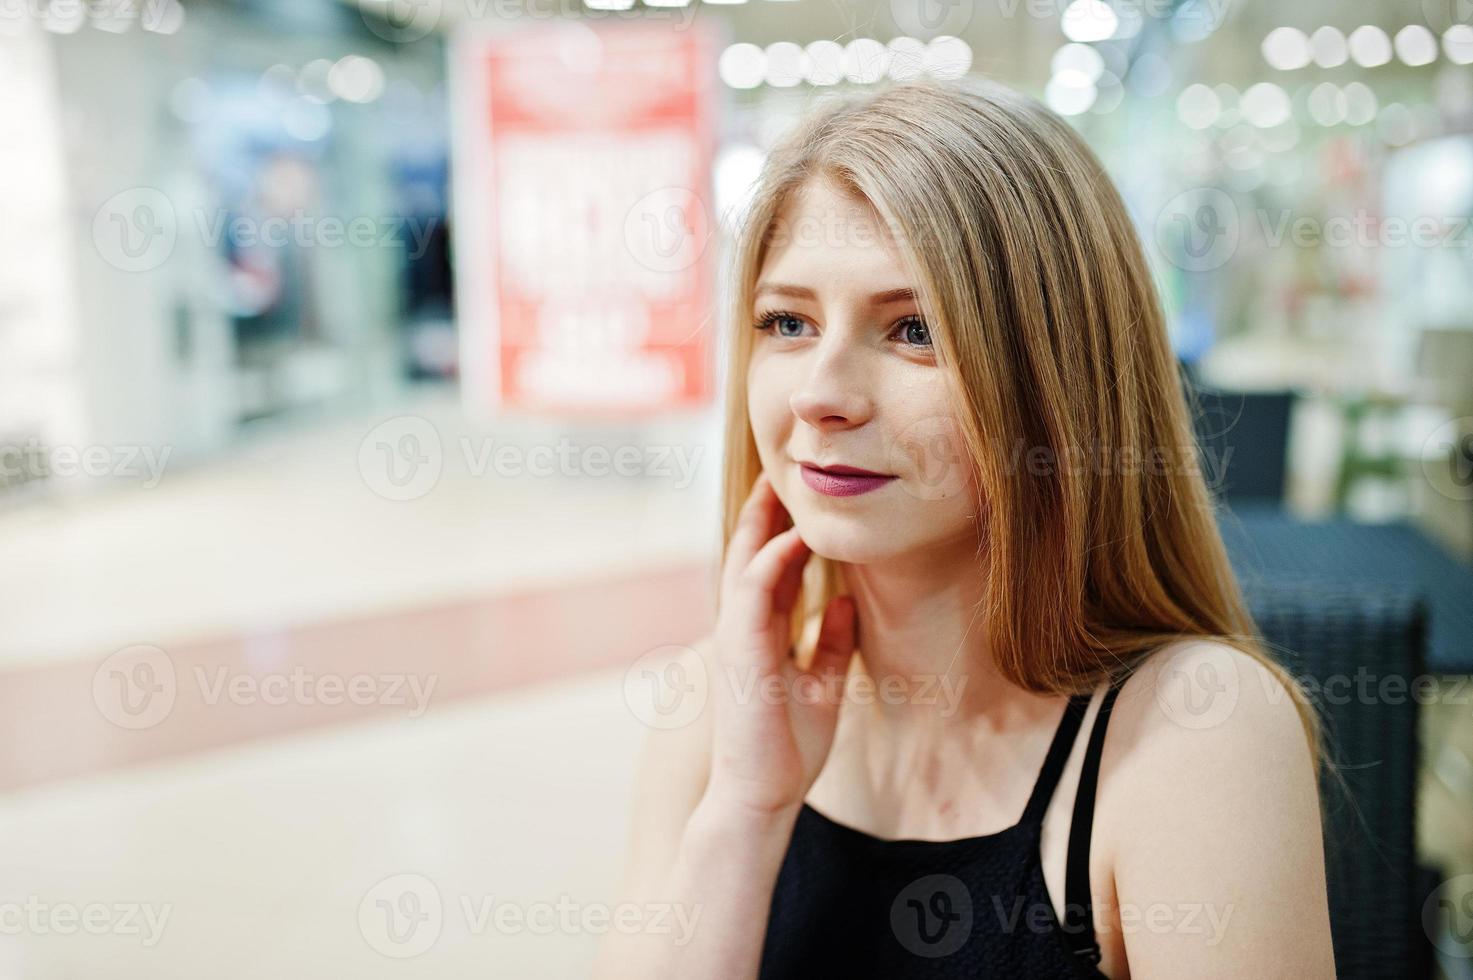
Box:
[746,177,981,565]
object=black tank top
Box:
[758,678,1126,979]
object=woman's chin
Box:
[789,519,896,566]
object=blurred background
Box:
[1,0,1472,976]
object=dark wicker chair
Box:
[1188,384,1296,506]
[1241,581,1429,979]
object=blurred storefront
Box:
[3,0,1471,541]
[1,0,452,495]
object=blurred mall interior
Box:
[2,0,1473,976]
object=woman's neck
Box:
[838,545,1052,733]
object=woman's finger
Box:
[729,526,808,635]
[769,528,810,617]
[721,473,787,598]
[807,594,858,698]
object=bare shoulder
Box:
[1108,637,1313,766]
[1096,639,1334,976]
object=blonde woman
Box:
[594,76,1335,979]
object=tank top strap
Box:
[1060,674,1128,966]
[1017,688,1094,827]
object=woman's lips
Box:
[799,464,898,497]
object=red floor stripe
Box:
[0,559,719,793]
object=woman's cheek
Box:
[887,413,972,502]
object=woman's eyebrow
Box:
[754,282,917,305]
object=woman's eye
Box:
[754,311,809,338]
[896,316,932,348]
[753,310,933,349]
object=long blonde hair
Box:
[718,77,1328,786]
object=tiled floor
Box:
[0,667,652,979]
[0,396,724,978]
[0,392,723,669]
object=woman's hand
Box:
[704,471,858,817]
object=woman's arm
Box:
[593,473,858,978]
[590,639,804,979]
[654,791,803,977]
[1106,642,1336,978]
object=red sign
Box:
[453,21,719,416]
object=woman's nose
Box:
[787,329,876,428]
